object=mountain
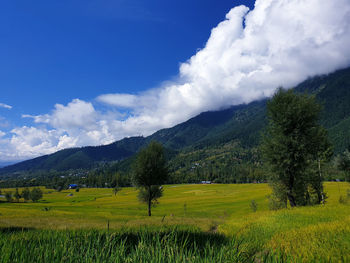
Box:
[0,161,16,168]
[1,67,350,177]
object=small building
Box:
[68,184,78,189]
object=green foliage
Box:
[137,185,163,206]
[30,188,43,202]
[113,186,121,196]
[14,188,21,202]
[250,200,257,212]
[335,150,350,181]
[261,88,331,207]
[21,188,30,202]
[112,172,122,196]
[133,141,168,216]
[0,228,251,263]
[267,184,288,211]
[5,191,13,202]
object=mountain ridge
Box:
[1,66,350,176]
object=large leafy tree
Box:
[261,88,332,207]
[133,141,168,216]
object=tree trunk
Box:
[148,198,152,216]
[287,192,296,207]
[287,174,296,207]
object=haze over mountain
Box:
[1,0,350,162]
[1,66,350,176]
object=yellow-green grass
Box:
[0,182,349,261]
[0,183,348,231]
[0,183,272,230]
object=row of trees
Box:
[0,187,43,203]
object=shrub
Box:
[250,200,258,212]
[30,188,43,202]
[14,188,21,202]
[339,195,347,204]
[21,188,30,202]
[5,192,13,202]
[267,194,286,210]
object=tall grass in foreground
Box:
[220,204,350,262]
[0,227,255,263]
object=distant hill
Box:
[1,66,350,176]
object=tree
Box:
[22,188,31,202]
[5,191,13,202]
[30,187,43,202]
[133,141,169,216]
[112,173,122,196]
[14,188,21,202]
[335,150,350,181]
[261,88,332,207]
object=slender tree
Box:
[112,173,122,196]
[21,188,31,202]
[261,88,332,207]
[133,141,168,216]
[14,188,21,202]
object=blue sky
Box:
[0,0,254,119]
[1,0,350,162]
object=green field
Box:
[1,182,349,262]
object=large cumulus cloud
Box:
[1,0,350,161]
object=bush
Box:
[267,194,287,210]
[338,195,347,204]
[21,188,30,202]
[250,200,258,212]
[5,192,13,202]
[30,188,43,202]
[14,188,21,202]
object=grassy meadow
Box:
[1,182,349,262]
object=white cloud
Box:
[96,0,350,137]
[0,103,12,109]
[1,0,350,161]
[97,94,138,108]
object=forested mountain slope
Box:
[1,66,350,176]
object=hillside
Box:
[1,66,350,177]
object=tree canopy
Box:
[261,88,332,207]
[133,141,168,216]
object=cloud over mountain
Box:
[1,0,350,161]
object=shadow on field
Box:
[0,227,35,233]
[114,230,229,250]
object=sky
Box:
[1,0,350,163]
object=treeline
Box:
[0,187,43,202]
[0,146,348,190]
